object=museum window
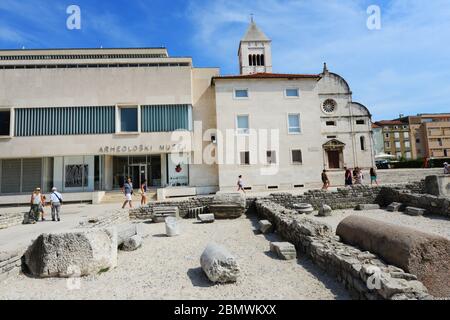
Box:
[360,136,366,151]
[236,115,249,135]
[240,151,250,165]
[234,89,249,99]
[285,88,299,98]
[266,151,277,164]
[291,149,303,164]
[288,114,301,134]
[0,109,11,136]
[119,106,139,133]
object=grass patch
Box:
[98,267,110,274]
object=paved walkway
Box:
[0,203,128,253]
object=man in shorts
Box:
[121,177,134,209]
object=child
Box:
[39,195,47,221]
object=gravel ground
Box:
[0,214,349,300]
[309,208,450,239]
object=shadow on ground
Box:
[246,211,350,300]
[187,267,214,288]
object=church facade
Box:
[0,21,374,204]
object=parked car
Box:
[375,159,390,169]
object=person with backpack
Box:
[50,187,63,222]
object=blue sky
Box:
[0,0,449,121]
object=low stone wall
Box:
[260,183,423,211]
[129,196,214,220]
[0,250,23,281]
[376,187,450,217]
[78,209,130,228]
[0,212,24,230]
[254,200,431,300]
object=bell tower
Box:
[238,18,272,75]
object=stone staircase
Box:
[101,191,157,204]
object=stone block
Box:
[165,217,180,237]
[270,242,297,260]
[121,235,142,251]
[24,227,118,278]
[355,204,381,211]
[208,192,246,219]
[198,214,215,223]
[293,203,314,214]
[200,243,240,283]
[152,206,179,223]
[405,207,426,216]
[258,220,273,234]
[318,204,332,217]
[386,202,402,212]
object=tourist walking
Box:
[122,177,134,209]
[321,170,330,190]
[444,162,449,174]
[355,168,364,185]
[140,179,148,206]
[344,167,353,187]
[30,188,44,222]
[370,167,379,186]
[237,175,246,193]
[39,195,47,221]
[50,187,63,222]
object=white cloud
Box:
[187,0,450,119]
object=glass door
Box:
[128,164,147,189]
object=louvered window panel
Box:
[14,106,115,136]
[141,104,192,132]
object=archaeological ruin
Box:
[0,175,449,300]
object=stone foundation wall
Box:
[376,187,450,217]
[129,196,214,219]
[255,183,423,211]
[0,212,24,230]
[0,250,23,281]
[253,200,431,300]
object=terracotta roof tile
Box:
[213,72,321,81]
[374,120,406,126]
